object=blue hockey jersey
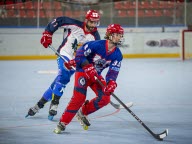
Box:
[44,16,101,60]
[75,40,123,82]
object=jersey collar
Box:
[106,40,116,55]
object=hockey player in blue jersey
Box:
[26,10,101,120]
[53,24,124,133]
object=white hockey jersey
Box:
[45,16,100,60]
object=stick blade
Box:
[119,102,133,109]
[156,129,168,141]
[110,101,133,109]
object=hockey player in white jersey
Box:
[26,10,101,120]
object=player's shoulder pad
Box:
[87,40,104,48]
[57,16,83,27]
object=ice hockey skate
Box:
[53,122,66,134]
[25,104,40,118]
[48,103,58,120]
[76,108,90,130]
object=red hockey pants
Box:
[60,71,110,125]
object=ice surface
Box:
[0,59,192,144]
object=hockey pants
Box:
[42,56,75,101]
[60,71,110,125]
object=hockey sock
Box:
[51,94,61,105]
[37,97,48,108]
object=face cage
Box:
[109,34,125,46]
[119,37,125,45]
[87,19,100,27]
[96,21,100,27]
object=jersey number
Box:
[112,60,121,67]
[51,19,58,27]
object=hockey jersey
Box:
[75,40,123,82]
[45,16,100,60]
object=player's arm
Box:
[40,17,79,48]
[104,57,122,95]
[46,17,80,33]
[106,60,121,82]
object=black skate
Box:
[53,122,66,134]
[25,104,40,118]
[76,108,90,130]
[48,103,58,120]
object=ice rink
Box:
[0,58,192,144]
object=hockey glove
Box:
[40,31,53,48]
[83,64,98,82]
[64,59,76,70]
[103,80,117,95]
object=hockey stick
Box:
[110,100,133,109]
[48,45,132,109]
[95,78,168,141]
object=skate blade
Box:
[25,114,29,118]
[48,115,54,121]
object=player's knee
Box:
[72,91,86,107]
[101,96,110,106]
[66,91,86,111]
[52,82,66,96]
